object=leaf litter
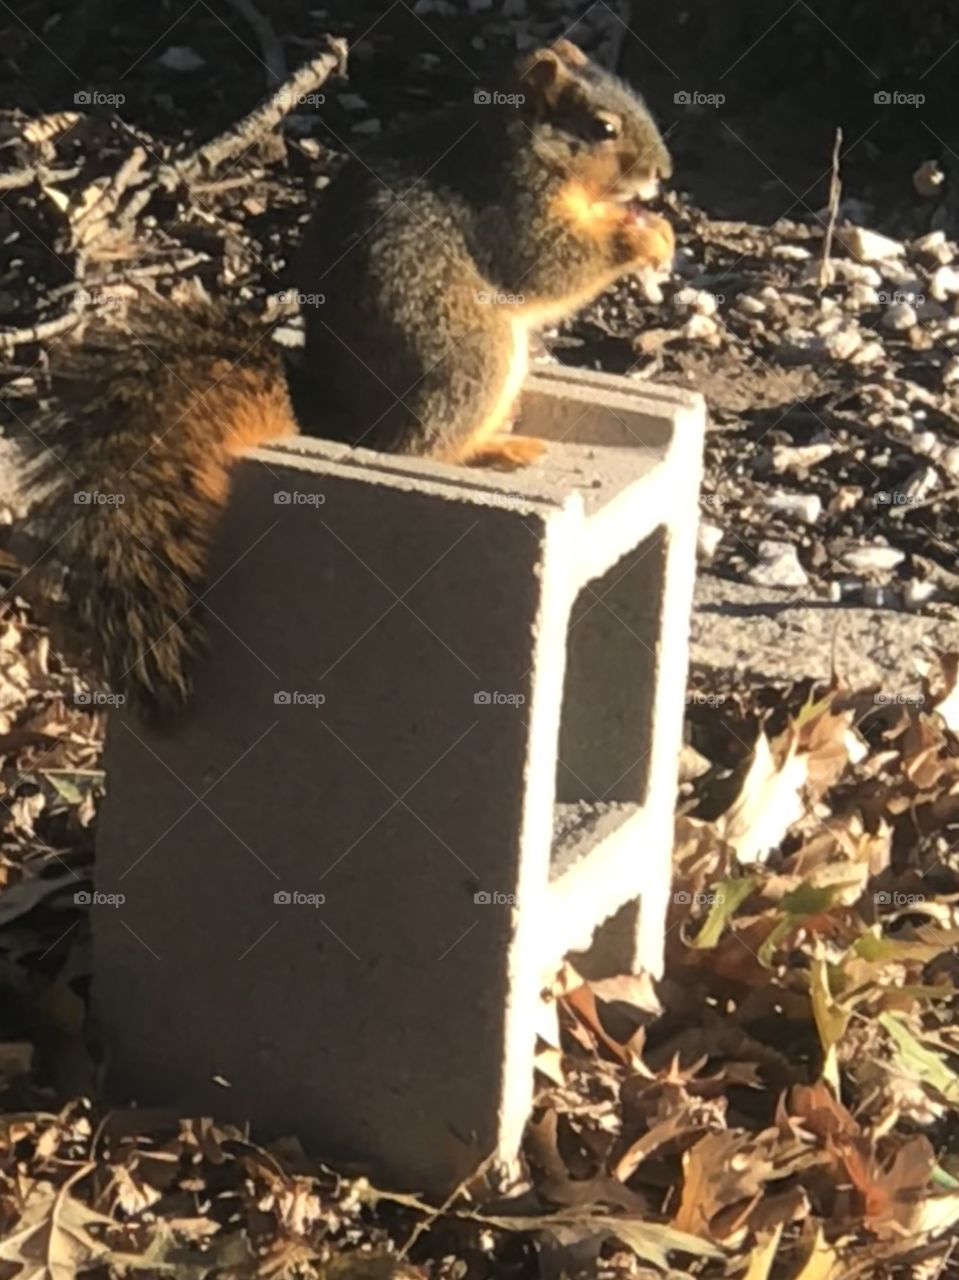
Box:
[1,577,959,1275]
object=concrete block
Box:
[93,365,705,1193]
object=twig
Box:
[0,296,87,350]
[819,126,842,291]
[175,38,347,180]
[226,0,287,88]
[0,164,82,193]
[70,146,150,244]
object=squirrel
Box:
[17,39,674,724]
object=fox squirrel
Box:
[19,39,674,723]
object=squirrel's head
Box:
[511,40,671,207]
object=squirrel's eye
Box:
[593,112,622,139]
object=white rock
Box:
[685,313,720,342]
[772,443,835,472]
[764,492,822,524]
[698,522,723,560]
[736,294,767,315]
[943,357,959,385]
[842,545,905,573]
[833,260,883,287]
[839,225,906,263]
[156,45,206,71]
[912,431,942,459]
[941,445,959,479]
[773,244,813,261]
[882,301,917,331]
[824,328,863,361]
[676,287,719,314]
[847,282,880,309]
[902,466,940,503]
[914,229,949,254]
[903,580,938,608]
[850,340,885,365]
[748,541,809,588]
[930,265,959,302]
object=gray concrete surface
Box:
[691,575,957,688]
[92,366,705,1193]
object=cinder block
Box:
[93,365,705,1192]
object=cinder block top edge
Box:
[246,438,582,519]
[527,364,707,416]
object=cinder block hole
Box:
[554,526,667,819]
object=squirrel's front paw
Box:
[466,435,546,470]
[619,209,674,273]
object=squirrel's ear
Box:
[550,39,588,67]
[515,47,571,103]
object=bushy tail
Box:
[21,295,297,723]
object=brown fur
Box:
[22,296,295,724]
